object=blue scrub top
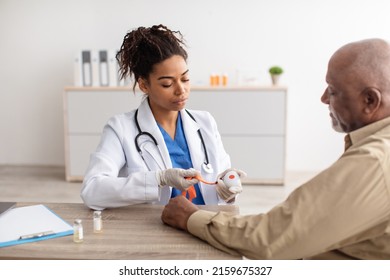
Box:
[157,113,205,205]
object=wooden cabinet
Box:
[63,86,287,184]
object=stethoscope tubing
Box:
[134,108,213,173]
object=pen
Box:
[19,230,55,240]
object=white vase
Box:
[271,74,280,85]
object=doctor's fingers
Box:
[180,168,200,177]
[218,168,247,179]
[216,179,239,201]
[234,169,247,178]
[178,177,199,190]
[216,188,233,202]
[217,178,243,194]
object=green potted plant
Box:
[269,66,283,85]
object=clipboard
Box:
[0,202,15,216]
[0,204,73,248]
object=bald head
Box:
[329,38,390,94]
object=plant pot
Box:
[271,74,280,86]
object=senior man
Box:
[161,38,390,260]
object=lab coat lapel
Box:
[182,110,218,204]
[137,99,172,170]
[181,110,203,172]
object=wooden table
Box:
[0,203,241,260]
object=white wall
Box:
[1,0,390,172]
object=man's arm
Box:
[162,154,390,259]
[161,196,199,231]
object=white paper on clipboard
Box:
[0,204,73,247]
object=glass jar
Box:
[73,219,83,243]
[93,211,103,233]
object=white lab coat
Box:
[81,98,231,210]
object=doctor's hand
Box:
[157,168,200,192]
[216,168,247,203]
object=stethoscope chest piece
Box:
[202,162,214,174]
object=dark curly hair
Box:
[116,24,188,91]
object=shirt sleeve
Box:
[187,151,390,259]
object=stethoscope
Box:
[134,109,214,174]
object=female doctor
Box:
[81,24,245,210]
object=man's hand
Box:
[157,168,200,191]
[161,196,199,231]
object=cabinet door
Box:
[222,136,285,184]
[187,90,286,135]
[66,90,142,133]
[67,135,101,181]
[187,89,286,184]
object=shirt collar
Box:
[347,116,390,148]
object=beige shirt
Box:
[187,117,390,259]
